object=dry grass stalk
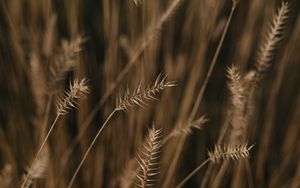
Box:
[136,126,162,188]
[163,116,207,144]
[167,3,239,187]
[68,75,174,187]
[56,78,89,115]
[21,147,49,188]
[64,0,184,161]
[255,1,289,78]
[226,65,247,145]
[119,116,206,187]
[176,144,253,188]
[22,78,88,188]
[82,0,183,118]
[208,144,253,164]
[116,74,176,111]
[48,36,87,89]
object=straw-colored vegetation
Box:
[0,0,299,187]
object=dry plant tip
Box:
[255,1,289,74]
[21,148,49,188]
[208,144,254,163]
[116,74,176,111]
[56,78,89,115]
[136,126,162,188]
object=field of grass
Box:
[0,0,300,187]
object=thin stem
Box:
[163,5,238,188]
[175,159,211,188]
[21,114,60,188]
[63,0,183,159]
[67,109,118,188]
[36,114,60,158]
[40,95,53,142]
[189,5,237,121]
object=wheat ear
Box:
[21,78,88,188]
[68,75,175,188]
[176,144,253,188]
[136,126,162,188]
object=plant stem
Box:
[67,109,117,188]
[175,159,211,188]
[21,114,60,188]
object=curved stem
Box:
[67,109,117,188]
[175,159,210,188]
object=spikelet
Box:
[255,1,289,76]
[164,116,207,143]
[116,74,176,111]
[136,127,162,188]
[227,66,245,109]
[208,144,253,164]
[21,147,49,188]
[226,66,248,145]
[56,78,89,115]
[48,36,87,90]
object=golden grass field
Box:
[0,0,300,187]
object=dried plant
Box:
[1,0,298,187]
[21,147,49,188]
[226,65,248,145]
[116,74,176,111]
[68,75,175,188]
[48,36,87,90]
[163,116,207,144]
[176,144,254,188]
[208,144,253,163]
[136,126,162,188]
[22,78,88,188]
[255,1,289,77]
[56,78,89,115]
[227,65,245,110]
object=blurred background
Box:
[0,0,300,187]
